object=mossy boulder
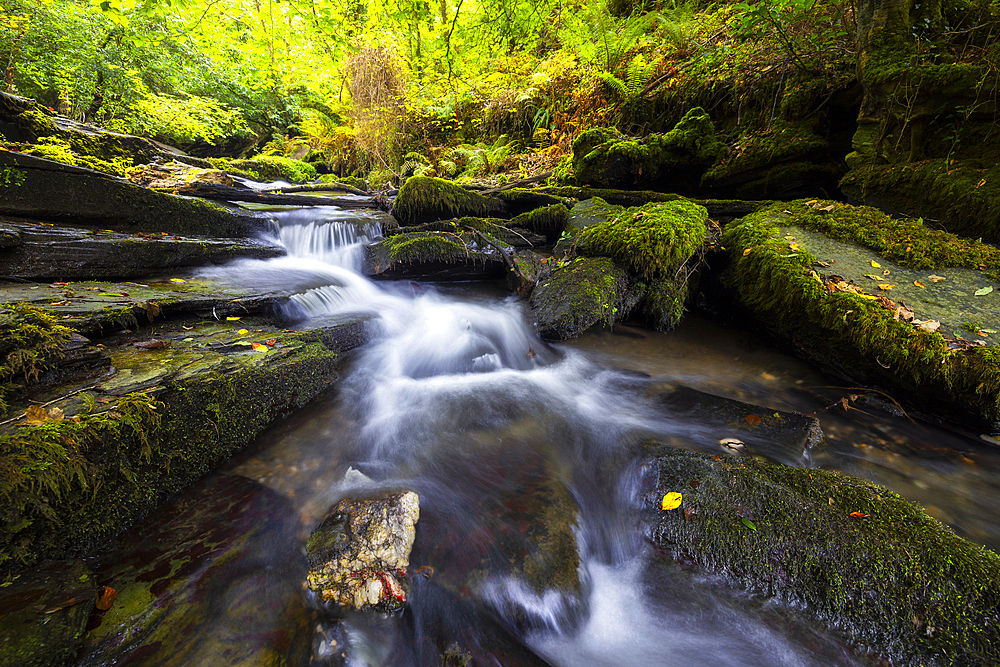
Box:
[492,188,568,217]
[700,121,844,199]
[0,151,273,238]
[578,199,713,330]
[841,160,1000,243]
[720,199,1000,427]
[529,257,640,340]
[364,231,508,281]
[392,176,498,226]
[571,108,727,193]
[643,445,1000,667]
[0,559,97,667]
[508,203,570,243]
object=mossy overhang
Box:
[391,176,499,226]
[0,151,273,238]
[643,444,1000,667]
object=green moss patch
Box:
[207,155,317,183]
[509,203,569,242]
[571,108,726,192]
[364,231,507,280]
[392,176,493,226]
[645,446,1000,666]
[721,203,1000,424]
[840,160,1000,244]
[0,304,72,414]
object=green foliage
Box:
[109,94,253,149]
[0,304,72,414]
[208,156,317,183]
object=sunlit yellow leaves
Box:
[661,492,683,511]
[251,342,267,352]
[226,316,240,321]
[238,329,249,335]
[24,405,64,424]
[870,260,881,268]
[170,278,186,283]
[878,284,895,290]
[914,281,925,288]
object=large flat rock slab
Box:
[0,216,284,280]
[720,199,1000,427]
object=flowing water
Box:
[81,203,1000,667]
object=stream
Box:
[77,203,1000,667]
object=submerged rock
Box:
[642,445,1000,667]
[0,559,96,667]
[306,491,420,612]
[720,199,1000,427]
[571,108,727,192]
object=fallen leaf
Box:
[251,342,267,352]
[99,292,128,297]
[878,284,895,290]
[95,586,118,611]
[742,247,753,256]
[741,517,757,531]
[981,329,997,334]
[914,281,925,288]
[684,506,697,521]
[745,414,762,426]
[865,274,883,281]
[815,260,831,267]
[24,405,48,424]
[661,492,683,511]
[828,498,835,505]
[914,319,941,333]
[894,306,914,321]
[265,338,277,346]
[47,407,64,423]
[170,278,186,283]
[871,260,881,268]
[850,512,870,518]
[238,329,249,335]
[226,316,240,321]
[975,286,993,296]
[929,274,946,282]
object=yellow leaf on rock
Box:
[170,278,186,283]
[743,247,753,256]
[914,281,926,288]
[226,316,240,321]
[661,492,683,511]
[878,284,895,290]
[871,260,881,268]
[24,405,48,424]
[251,342,267,352]
[238,329,249,335]
[47,407,64,423]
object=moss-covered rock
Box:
[529,257,639,340]
[0,303,73,414]
[720,200,1000,426]
[207,155,317,183]
[0,92,162,177]
[841,160,1000,243]
[0,559,97,667]
[643,445,1000,667]
[508,203,570,242]
[0,311,369,570]
[492,188,568,217]
[364,231,508,281]
[571,108,727,193]
[0,151,273,237]
[392,176,497,226]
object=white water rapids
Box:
[197,206,864,667]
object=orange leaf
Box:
[878,284,895,290]
[251,342,267,351]
[24,405,48,424]
[850,512,870,518]
[914,281,925,288]
[96,586,118,611]
[745,414,762,426]
[265,338,277,346]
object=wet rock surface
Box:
[530,257,638,340]
[642,445,1000,667]
[363,231,508,281]
[306,490,420,612]
[78,473,313,667]
[0,559,96,667]
[0,216,283,280]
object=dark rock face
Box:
[306,490,420,612]
[0,216,284,280]
[0,559,96,667]
[0,151,272,238]
[642,445,1000,667]
[363,231,508,281]
[571,108,727,192]
[530,257,639,340]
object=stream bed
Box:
[75,204,1000,667]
